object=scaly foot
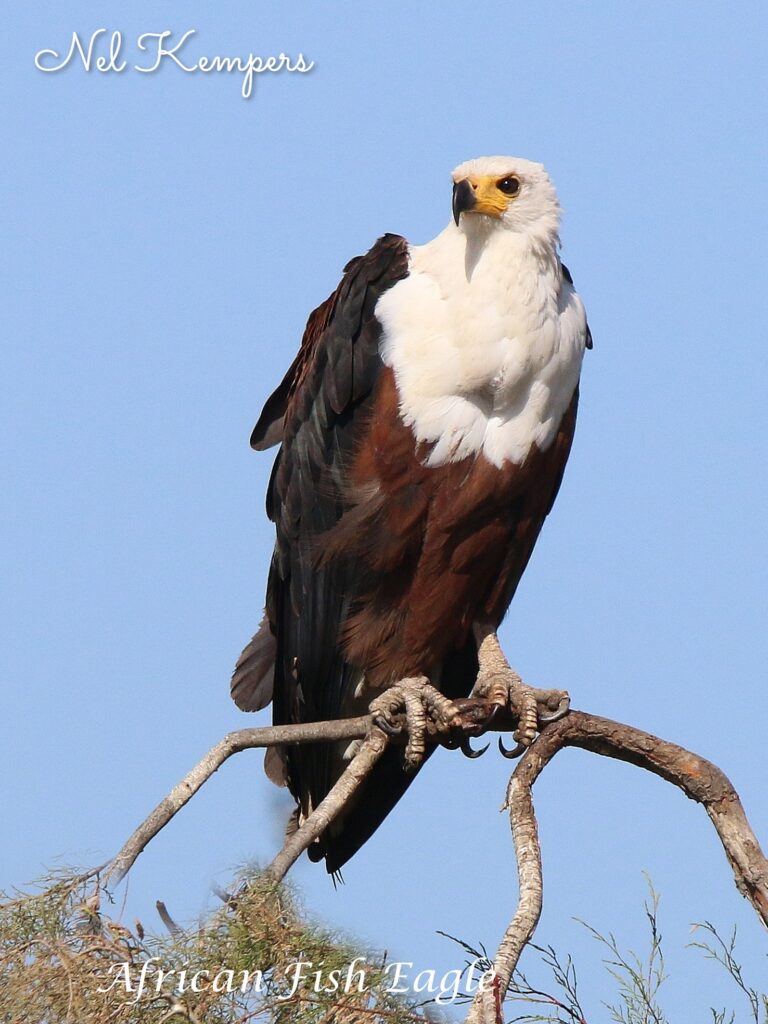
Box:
[472,627,570,757]
[369,676,462,769]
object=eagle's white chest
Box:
[377,225,587,468]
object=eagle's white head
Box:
[451,156,561,247]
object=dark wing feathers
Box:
[263,234,411,863]
[562,261,593,350]
[249,353,300,451]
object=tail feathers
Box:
[230,615,276,712]
[318,640,480,873]
[264,745,288,787]
[320,744,428,873]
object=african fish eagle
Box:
[231,156,592,873]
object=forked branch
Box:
[465,710,768,1024]
[99,702,767,1024]
[105,716,370,885]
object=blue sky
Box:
[3,1,767,1018]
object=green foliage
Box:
[505,880,767,1024]
[3,868,766,1024]
[505,943,587,1023]
[0,867,428,1023]
[688,921,768,1024]
[577,880,668,1024]
[436,930,589,1024]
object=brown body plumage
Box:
[326,368,579,687]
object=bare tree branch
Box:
[97,698,767,1024]
[266,729,390,881]
[466,709,768,1024]
[105,716,369,885]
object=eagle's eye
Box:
[497,176,521,196]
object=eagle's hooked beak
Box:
[452,178,476,225]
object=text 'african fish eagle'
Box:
[232,156,592,873]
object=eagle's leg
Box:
[369,676,462,770]
[471,626,570,755]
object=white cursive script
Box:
[95,955,496,1006]
[34,29,315,99]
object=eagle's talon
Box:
[538,693,571,723]
[369,676,460,768]
[486,702,502,723]
[372,716,403,737]
[460,737,489,759]
[498,736,527,760]
[472,628,572,755]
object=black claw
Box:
[460,737,489,759]
[498,736,527,759]
[538,695,571,724]
[373,716,402,737]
